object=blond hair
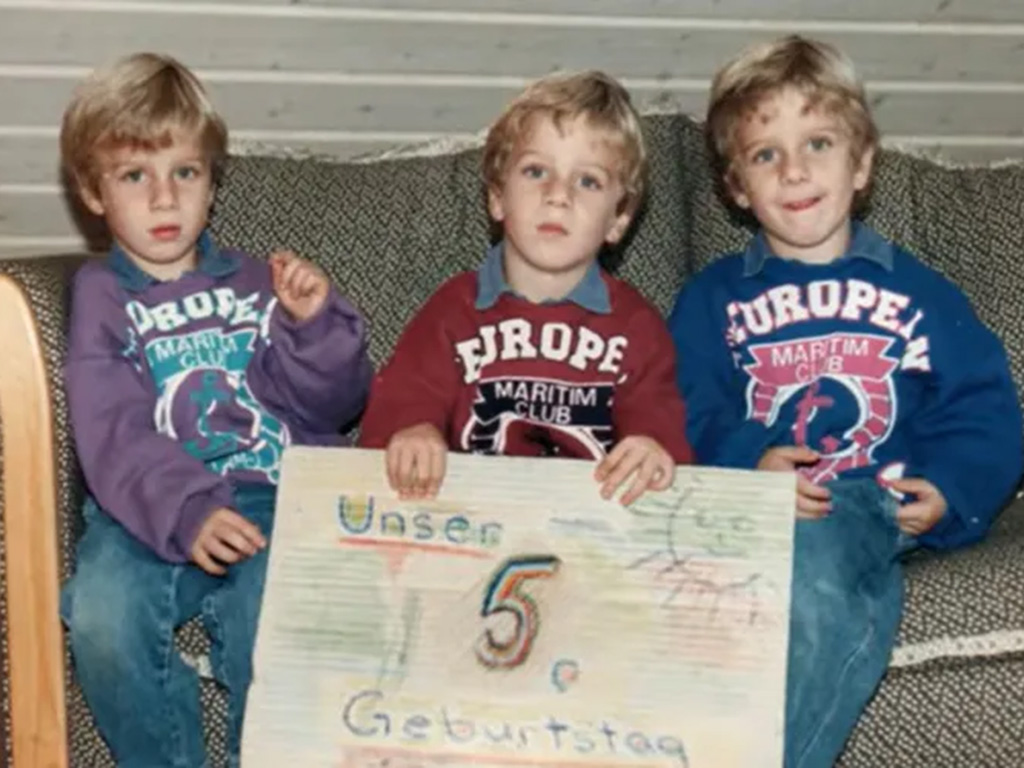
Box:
[707,35,879,181]
[61,52,228,198]
[482,70,647,213]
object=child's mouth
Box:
[150,225,181,241]
[783,196,822,212]
[537,222,568,235]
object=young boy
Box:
[59,53,372,767]
[669,36,1022,766]
[359,70,692,503]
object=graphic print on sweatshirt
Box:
[460,376,616,458]
[726,278,931,484]
[453,318,628,459]
[125,286,291,483]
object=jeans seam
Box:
[159,564,192,768]
[794,571,893,768]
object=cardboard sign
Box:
[241,447,795,768]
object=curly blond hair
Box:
[707,35,879,189]
[61,52,228,198]
[482,70,647,213]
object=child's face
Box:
[488,113,632,301]
[81,132,214,281]
[728,86,873,265]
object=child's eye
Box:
[120,169,145,183]
[808,136,833,152]
[751,147,776,164]
[174,165,202,180]
[522,163,546,180]
[578,174,603,191]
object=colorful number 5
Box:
[476,555,561,669]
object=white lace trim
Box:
[891,630,1024,668]
[179,630,1024,680]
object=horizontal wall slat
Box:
[4,9,1024,82]
[0,135,61,185]
[0,133,468,186]
[8,0,1024,24]
[5,75,1024,181]
[0,236,88,259]
[0,192,81,239]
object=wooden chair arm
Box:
[0,274,67,767]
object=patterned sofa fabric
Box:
[2,111,1024,767]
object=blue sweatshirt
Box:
[65,232,373,562]
[669,223,1022,550]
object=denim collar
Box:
[474,241,611,314]
[108,229,240,292]
[742,221,895,278]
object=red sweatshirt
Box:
[360,270,693,464]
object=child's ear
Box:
[604,209,633,245]
[78,184,105,217]
[725,169,751,209]
[487,186,506,222]
[852,145,876,192]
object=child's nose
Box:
[543,175,572,205]
[149,177,179,209]
[780,153,810,183]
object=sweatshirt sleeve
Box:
[358,283,462,448]
[247,287,372,433]
[64,267,235,562]
[611,304,694,464]
[904,286,1023,550]
[668,273,786,468]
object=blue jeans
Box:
[785,478,915,768]
[61,483,276,768]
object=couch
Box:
[2,112,1024,767]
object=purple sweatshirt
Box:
[65,232,372,562]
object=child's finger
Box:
[619,456,658,507]
[218,508,267,549]
[411,447,435,499]
[423,441,446,498]
[395,444,417,497]
[600,446,643,500]
[796,478,831,517]
[594,441,627,482]
[889,477,934,499]
[279,258,303,294]
[293,270,313,297]
[649,457,675,491]
[194,547,227,576]
[385,444,403,494]
[223,518,265,553]
[206,537,246,565]
[797,476,831,501]
[215,528,257,558]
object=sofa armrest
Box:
[0,271,67,767]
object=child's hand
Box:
[270,250,330,323]
[386,423,448,499]
[595,435,675,507]
[888,477,947,535]
[190,507,267,576]
[757,446,832,519]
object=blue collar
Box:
[474,241,611,314]
[108,229,241,292]
[742,221,895,278]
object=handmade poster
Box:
[241,447,795,768]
